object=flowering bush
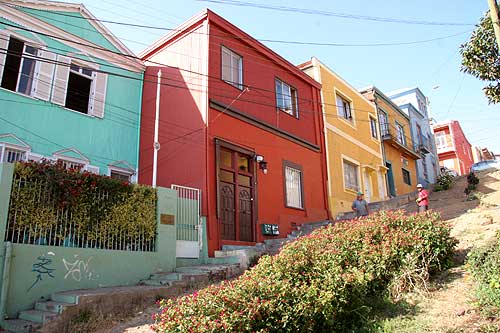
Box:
[153,210,457,332]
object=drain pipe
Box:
[0,242,12,322]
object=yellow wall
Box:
[301,58,386,217]
[374,95,418,196]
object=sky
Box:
[72,0,499,153]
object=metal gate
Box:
[172,184,201,258]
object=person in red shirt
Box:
[416,184,429,212]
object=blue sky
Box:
[74,0,499,153]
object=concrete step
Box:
[51,291,79,305]
[139,279,174,287]
[34,300,74,314]
[149,272,180,281]
[2,319,41,333]
[18,309,57,324]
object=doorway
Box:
[363,170,372,202]
[217,142,255,242]
[386,162,396,197]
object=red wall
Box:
[139,12,329,256]
[434,121,473,175]
[207,22,319,145]
[450,121,474,174]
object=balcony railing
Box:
[417,136,431,154]
[380,124,420,159]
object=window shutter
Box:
[32,49,56,101]
[0,32,10,82]
[90,71,107,118]
[51,55,70,106]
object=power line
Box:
[0,19,471,118]
[196,0,475,26]
[3,2,472,48]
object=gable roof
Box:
[359,85,410,121]
[0,0,144,72]
[6,0,135,56]
[298,57,375,106]
[139,9,321,88]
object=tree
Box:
[460,10,500,104]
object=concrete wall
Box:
[0,164,177,318]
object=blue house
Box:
[0,0,144,181]
[388,87,440,187]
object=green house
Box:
[0,0,144,180]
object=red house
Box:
[138,10,329,256]
[432,120,473,175]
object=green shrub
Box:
[467,172,480,186]
[467,232,500,314]
[8,161,157,249]
[153,211,457,332]
[433,184,443,192]
[436,173,455,190]
[464,184,477,195]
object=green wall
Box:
[0,15,143,173]
[0,166,177,317]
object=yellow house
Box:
[359,86,420,197]
[299,58,387,217]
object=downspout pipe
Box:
[0,242,13,323]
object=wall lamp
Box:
[255,155,268,174]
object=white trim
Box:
[0,143,30,163]
[6,0,137,58]
[368,113,380,143]
[326,123,383,160]
[333,87,356,128]
[52,147,90,163]
[0,4,144,72]
[341,153,361,193]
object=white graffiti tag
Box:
[62,256,94,282]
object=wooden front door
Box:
[218,145,255,242]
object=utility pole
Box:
[487,0,500,50]
[152,70,162,188]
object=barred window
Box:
[284,163,303,209]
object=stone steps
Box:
[2,263,242,333]
[215,220,332,266]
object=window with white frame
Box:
[378,110,389,136]
[110,169,133,182]
[0,37,38,96]
[396,122,406,146]
[0,146,27,163]
[343,160,359,191]
[434,131,447,149]
[51,56,107,118]
[65,64,93,114]
[336,94,352,121]
[369,116,378,139]
[58,158,85,170]
[221,46,243,89]
[276,78,298,117]
[284,162,303,209]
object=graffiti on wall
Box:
[62,255,95,282]
[28,253,55,291]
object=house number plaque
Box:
[160,214,175,225]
